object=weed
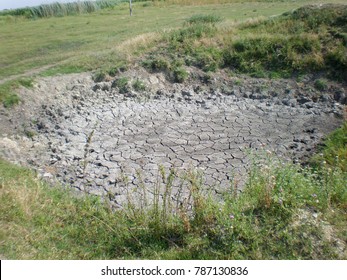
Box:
[132,79,146,92]
[310,122,347,172]
[172,67,188,83]
[112,77,129,93]
[108,62,127,76]
[314,79,328,91]
[143,57,170,72]
[233,79,242,86]
[93,71,107,83]
[24,130,36,139]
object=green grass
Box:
[132,78,146,91]
[142,3,347,80]
[0,1,121,19]
[0,78,34,107]
[185,14,223,25]
[311,122,347,172]
[1,0,345,82]
[112,76,130,93]
[0,122,346,259]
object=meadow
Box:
[0,0,346,259]
[1,0,345,81]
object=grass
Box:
[112,76,130,93]
[132,78,146,91]
[314,79,328,91]
[142,3,347,80]
[0,78,34,107]
[310,122,347,172]
[0,1,121,19]
[0,123,346,259]
[1,0,345,82]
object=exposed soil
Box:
[0,67,345,207]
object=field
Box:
[0,0,345,81]
[0,0,346,260]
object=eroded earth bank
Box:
[0,68,345,207]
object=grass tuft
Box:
[0,78,34,108]
[185,14,223,25]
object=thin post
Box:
[129,0,132,16]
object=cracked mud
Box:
[0,69,345,207]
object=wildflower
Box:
[229,214,235,220]
[278,198,283,205]
[312,193,317,198]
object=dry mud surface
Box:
[0,68,345,206]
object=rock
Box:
[334,89,346,104]
[319,94,332,103]
[297,95,312,104]
[181,89,193,98]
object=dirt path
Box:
[0,63,61,84]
